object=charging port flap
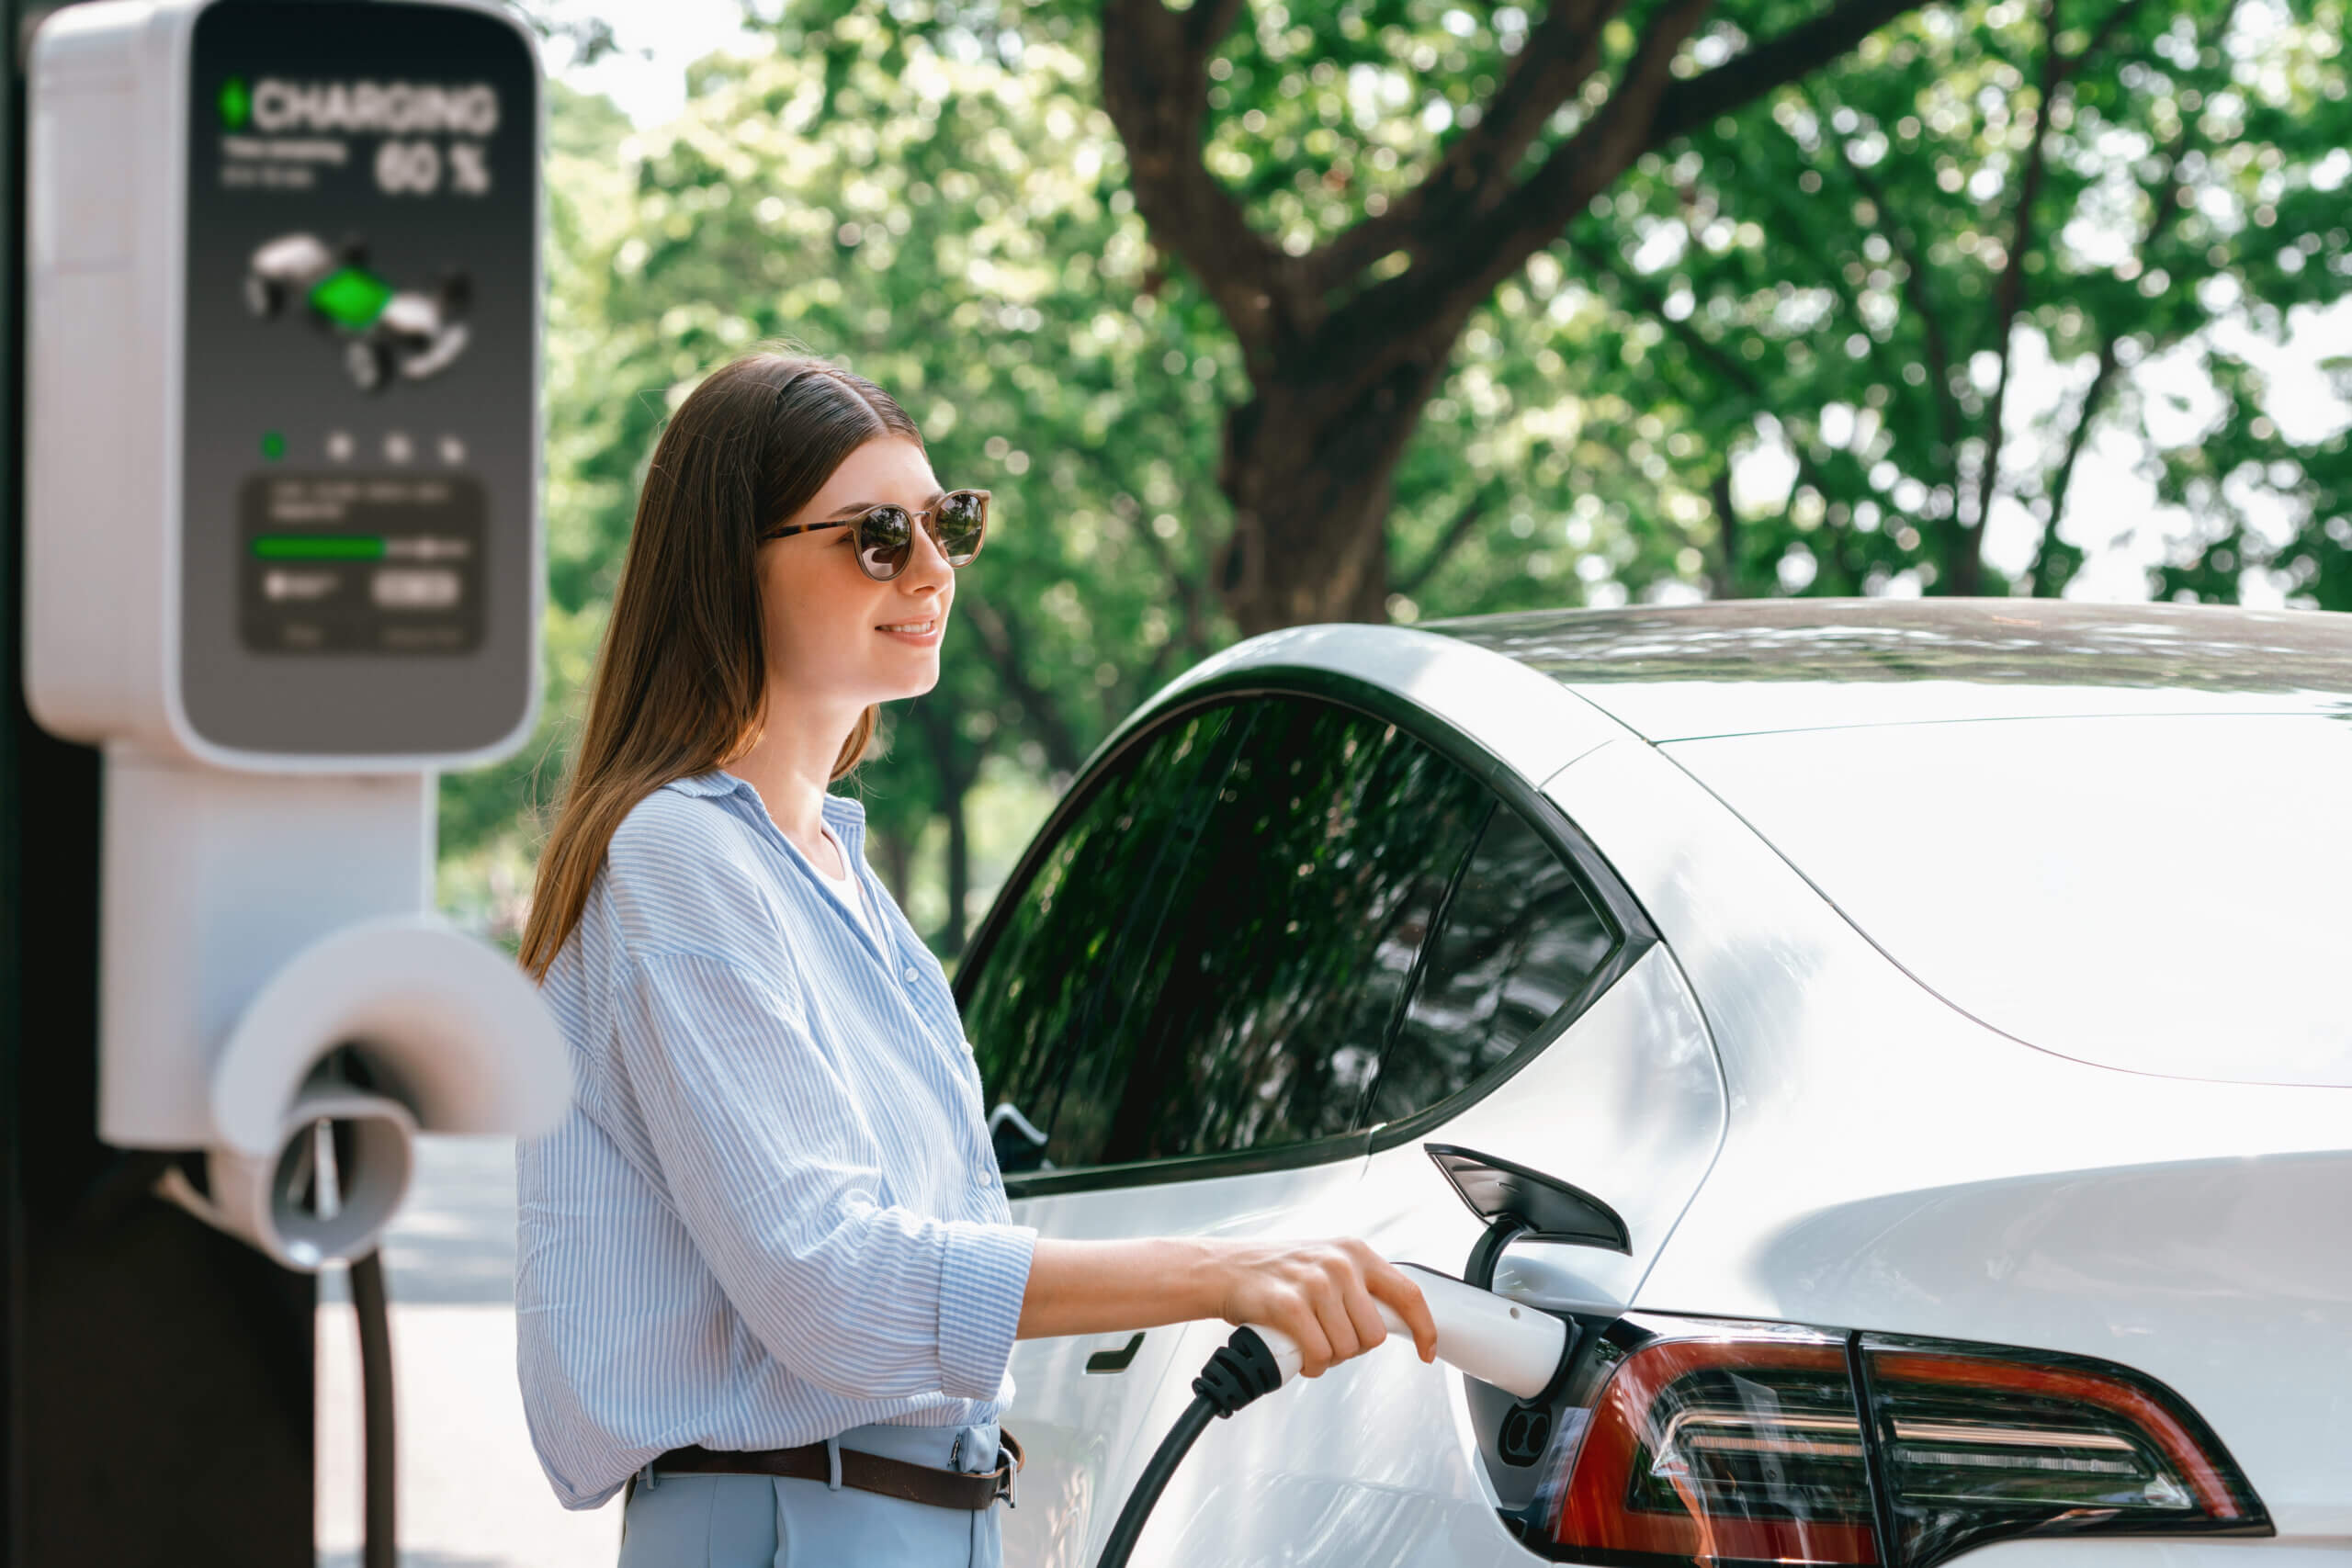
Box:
[1425,1143,1631,1255]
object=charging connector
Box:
[1092,1267,1574,1568]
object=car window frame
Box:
[953,664,1658,1198]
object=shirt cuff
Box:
[935,1219,1037,1402]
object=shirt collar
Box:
[661,770,869,831]
[661,771,739,799]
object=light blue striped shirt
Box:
[515,770,1038,1510]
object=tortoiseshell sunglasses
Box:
[760,489,990,581]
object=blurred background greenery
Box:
[441,0,2351,964]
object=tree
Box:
[1559,0,2352,602]
[1091,0,1942,633]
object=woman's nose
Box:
[903,518,956,587]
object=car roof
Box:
[1418,597,2352,741]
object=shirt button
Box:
[903,964,920,984]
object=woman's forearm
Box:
[1014,1236,1228,1341]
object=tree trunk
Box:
[941,781,971,961]
[873,826,915,912]
[1215,353,1454,635]
[1100,0,1912,636]
[908,697,978,959]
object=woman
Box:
[514,350,1436,1567]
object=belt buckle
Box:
[993,1453,1016,1509]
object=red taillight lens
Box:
[1549,1323,1880,1566]
[1860,1336,2267,1568]
[1535,1317,2267,1568]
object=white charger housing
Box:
[25,0,568,1270]
[27,0,542,768]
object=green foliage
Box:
[1566,0,2352,600]
[449,0,2350,947]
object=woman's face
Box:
[755,436,956,712]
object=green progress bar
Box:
[254,535,386,560]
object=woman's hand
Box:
[1015,1235,1439,1371]
[1209,1237,1439,1379]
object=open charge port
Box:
[1465,1308,1619,1541]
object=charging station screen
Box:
[184,0,536,756]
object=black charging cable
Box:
[1093,1326,1291,1568]
[349,1248,398,1568]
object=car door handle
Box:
[1084,1332,1145,1373]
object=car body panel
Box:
[1541,733,2352,1531]
[1127,622,1623,790]
[1424,599,2352,741]
[1661,713,2352,1087]
[1000,1151,1374,1568]
[1104,944,1726,1567]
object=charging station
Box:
[6,0,565,1560]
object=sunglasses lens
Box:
[936,491,987,564]
[857,505,914,579]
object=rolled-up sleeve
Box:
[613,950,1037,1404]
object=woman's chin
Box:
[878,662,942,702]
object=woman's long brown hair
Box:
[518,352,923,981]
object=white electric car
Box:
[955,598,2352,1568]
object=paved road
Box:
[317,1135,622,1568]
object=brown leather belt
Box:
[634,1428,1023,1512]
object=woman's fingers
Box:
[1367,1259,1439,1363]
[1283,1290,1337,1378]
[1340,1265,1392,1361]
[1217,1239,1441,1375]
[1303,1269,1365,1377]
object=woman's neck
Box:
[726,702,862,865]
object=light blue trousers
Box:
[616,1422,1004,1568]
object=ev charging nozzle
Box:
[1234,1261,1570,1403]
[1096,1261,1574,1568]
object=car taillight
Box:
[1859,1336,2266,1568]
[1533,1315,2267,1568]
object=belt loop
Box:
[639,1461,659,1494]
[825,1435,843,1492]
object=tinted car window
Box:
[1089,697,1491,1165]
[1370,801,1619,1126]
[962,705,1249,1171]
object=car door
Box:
[1116,760,1727,1566]
[956,688,1495,1567]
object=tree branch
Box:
[1127,511,1216,660]
[1647,0,1923,147]
[2052,0,2152,84]
[1396,489,1495,599]
[1097,0,1300,359]
[1709,466,1744,595]
[1566,227,1863,590]
[1064,445,1219,661]
[956,592,1086,776]
[1961,0,2066,582]
[1564,228,1762,398]
[1322,0,1714,374]
[2031,336,2117,593]
[1312,0,1624,292]
[1822,109,1962,456]
[2032,107,2201,593]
